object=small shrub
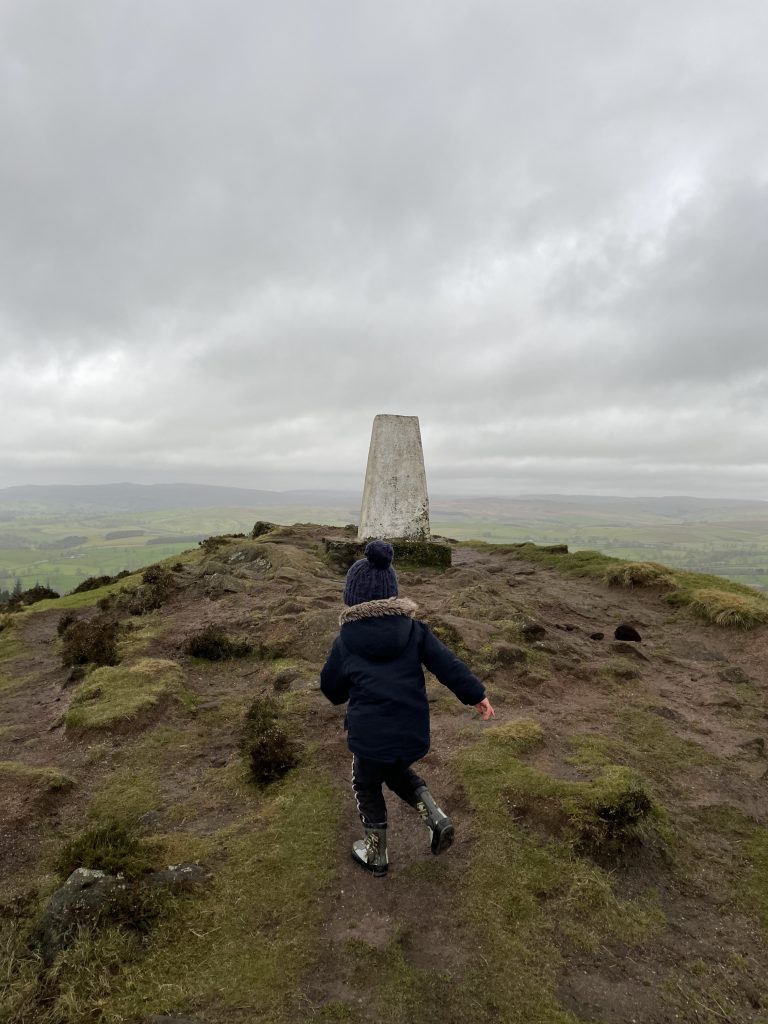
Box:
[604,562,674,589]
[198,533,246,553]
[688,589,768,629]
[141,564,172,587]
[61,614,121,668]
[241,696,298,783]
[18,584,60,606]
[119,565,175,615]
[184,624,252,660]
[71,575,113,594]
[56,611,79,636]
[251,521,277,538]
[55,820,156,879]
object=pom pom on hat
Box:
[364,540,394,570]
[343,539,398,606]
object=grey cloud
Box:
[1,0,768,496]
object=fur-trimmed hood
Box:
[339,596,418,626]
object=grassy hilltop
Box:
[1,525,768,1023]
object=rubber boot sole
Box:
[351,848,388,877]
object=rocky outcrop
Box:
[34,863,212,966]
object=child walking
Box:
[320,540,495,877]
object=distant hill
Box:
[1,483,766,520]
[0,482,359,512]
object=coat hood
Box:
[339,597,418,662]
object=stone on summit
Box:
[358,414,431,541]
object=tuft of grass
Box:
[567,708,715,786]
[0,760,74,794]
[63,658,184,730]
[598,659,641,683]
[88,765,163,822]
[560,765,657,857]
[686,588,768,629]
[184,624,252,661]
[604,562,674,588]
[453,720,663,1023]
[55,820,158,880]
[484,718,545,753]
[468,723,667,862]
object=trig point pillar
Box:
[358,415,431,541]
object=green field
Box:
[2,491,767,596]
[0,504,354,596]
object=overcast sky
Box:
[1,1,767,498]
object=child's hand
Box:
[474,697,495,720]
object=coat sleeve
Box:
[418,624,486,705]
[320,637,351,705]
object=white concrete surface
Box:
[358,415,431,540]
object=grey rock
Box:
[199,560,229,576]
[493,643,527,666]
[143,863,213,891]
[275,567,304,581]
[273,668,298,692]
[251,520,277,537]
[205,573,244,594]
[520,617,546,641]
[35,864,212,966]
[718,666,752,685]
[34,868,121,966]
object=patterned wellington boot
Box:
[414,786,454,855]
[351,824,389,877]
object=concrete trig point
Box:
[358,414,431,541]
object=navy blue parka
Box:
[320,597,485,763]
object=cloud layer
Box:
[2,1,767,496]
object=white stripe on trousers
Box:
[351,755,365,822]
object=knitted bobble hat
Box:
[343,540,398,606]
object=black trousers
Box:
[351,754,426,827]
